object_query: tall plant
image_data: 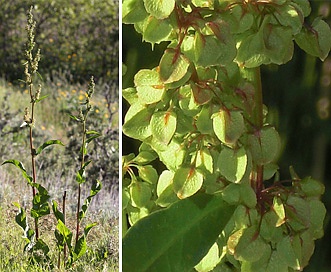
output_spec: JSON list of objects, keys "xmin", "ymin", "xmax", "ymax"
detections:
[
  {"xmin": 2, "ymin": 7, "xmax": 102, "ymax": 269},
  {"xmin": 122, "ymin": 0, "xmax": 331, "ymax": 271}
]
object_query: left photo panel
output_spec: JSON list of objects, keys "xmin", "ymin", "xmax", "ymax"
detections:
[{"xmin": 0, "ymin": 2, "xmax": 119, "ymax": 271}]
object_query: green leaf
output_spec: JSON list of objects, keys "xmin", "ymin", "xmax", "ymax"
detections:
[
  {"xmin": 213, "ymin": 110, "xmax": 245, "ymax": 147},
  {"xmin": 151, "ymin": 111, "xmax": 177, "ymax": 145},
  {"xmin": 2, "ymin": 160, "xmax": 33, "ymax": 185},
  {"xmin": 35, "ymin": 94, "xmax": 49, "ymax": 103},
  {"xmin": 52, "ymin": 200, "xmax": 64, "ymax": 222},
  {"xmin": 196, "ymin": 105, "xmax": 213, "ymax": 134},
  {"xmin": 31, "ymin": 183, "xmax": 51, "ymax": 219},
  {"xmin": 159, "ymin": 49, "xmax": 190, "ymax": 84},
  {"xmin": 230, "ymin": 226, "xmax": 270, "ymax": 262},
  {"xmin": 129, "ymin": 181, "xmax": 152, "ymax": 208},
  {"xmin": 273, "ymin": 196, "xmax": 285, "ymax": 227},
  {"xmin": 194, "ymin": 22, "xmax": 236, "ymax": 66},
  {"xmin": 135, "ymin": 69, "xmax": 165, "ymax": 104},
  {"xmin": 76, "ymin": 160, "xmax": 92, "ymax": 184},
  {"xmin": 248, "ymin": 126, "xmax": 281, "ymax": 165},
  {"xmin": 217, "ymin": 146, "xmax": 247, "ymax": 183},
  {"xmin": 79, "ymin": 180, "xmax": 102, "ymax": 221},
  {"xmin": 57, "ymin": 220, "xmax": 73, "ymax": 251},
  {"xmin": 309, "ymin": 199, "xmax": 326, "ymax": 239},
  {"xmin": 138, "ymin": 165, "xmax": 158, "ymax": 184},
  {"xmin": 299, "ymin": 177, "xmax": 325, "ymax": 197},
  {"xmin": 195, "ymin": 243, "xmax": 220, "ymax": 272},
  {"xmin": 143, "ymin": 0, "xmax": 175, "ymax": 19},
  {"xmin": 123, "ymin": 107, "xmax": 152, "ymax": 141},
  {"xmin": 196, "ymin": 147, "xmax": 213, "ymax": 174},
  {"xmin": 173, "ymin": 166, "xmax": 204, "ymax": 199},
  {"xmin": 222, "ymin": 183, "xmax": 241, "ymax": 205},
  {"xmin": 123, "ymin": 193, "xmax": 235, "ymax": 272},
  {"xmin": 156, "ymin": 170, "xmax": 178, "ymax": 207},
  {"xmin": 295, "ymin": 18, "xmax": 331, "ymax": 61},
  {"xmin": 74, "ymin": 236, "xmax": 87, "ymax": 260},
  {"xmin": 143, "ymin": 16, "xmax": 173, "ymax": 45},
  {"xmin": 123, "ymin": 0, "xmax": 148, "ymax": 23},
  {"xmin": 35, "ymin": 140, "xmax": 64, "ymax": 155},
  {"xmin": 285, "ymin": 195, "xmax": 310, "ymax": 231},
  {"xmin": 132, "ymin": 150, "xmax": 158, "ymax": 164}
]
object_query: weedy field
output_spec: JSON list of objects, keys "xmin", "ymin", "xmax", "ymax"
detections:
[{"xmin": 0, "ymin": 77, "xmax": 119, "ymax": 271}]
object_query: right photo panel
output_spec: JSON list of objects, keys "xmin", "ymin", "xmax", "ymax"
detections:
[{"xmin": 121, "ymin": 1, "xmax": 331, "ymax": 271}]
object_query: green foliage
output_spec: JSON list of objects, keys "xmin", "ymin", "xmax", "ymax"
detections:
[
  {"xmin": 1, "ymin": 8, "xmax": 105, "ymax": 270},
  {"xmin": 122, "ymin": 0, "xmax": 330, "ymax": 271},
  {"xmin": 0, "ymin": 0, "xmax": 118, "ymax": 83}
]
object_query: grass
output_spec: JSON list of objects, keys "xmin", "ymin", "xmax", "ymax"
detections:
[{"xmin": 0, "ymin": 77, "xmax": 119, "ymax": 271}]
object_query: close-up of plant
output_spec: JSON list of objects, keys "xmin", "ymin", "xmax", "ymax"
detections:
[
  {"xmin": 122, "ymin": 0, "xmax": 331, "ymax": 271},
  {"xmin": 1, "ymin": 7, "xmax": 114, "ymax": 270}
]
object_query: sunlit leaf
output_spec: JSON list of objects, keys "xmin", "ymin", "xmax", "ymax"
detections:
[{"xmin": 123, "ymin": 193, "xmax": 235, "ymax": 272}]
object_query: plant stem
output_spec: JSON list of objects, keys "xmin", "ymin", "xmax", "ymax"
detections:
[
  {"xmin": 29, "ymin": 87, "xmax": 39, "ymax": 239},
  {"xmin": 63, "ymin": 190, "xmax": 67, "ymax": 262},
  {"xmin": 76, "ymin": 120, "xmax": 86, "ymax": 244}
]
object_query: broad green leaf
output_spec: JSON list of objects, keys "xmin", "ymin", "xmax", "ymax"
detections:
[
  {"xmin": 178, "ymin": 85, "xmax": 200, "ymax": 117},
  {"xmin": 14, "ymin": 202, "xmax": 35, "ymax": 241},
  {"xmin": 155, "ymin": 137, "xmax": 186, "ymax": 171},
  {"xmin": 2, "ymin": 160, "xmax": 33, "ymax": 184},
  {"xmin": 127, "ymin": 204, "xmax": 150, "ymax": 225},
  {"xmin": 295, "ymin": 18, "xmax": 331, "ymax": 61},
  {"xmin": 278, "ymin": 236, "xmax": 301, "ymax": 270},
  {"xmin": 36, "ymin": 139, "xmax": 64, "ymax": 155},
  {"xmin": 285, "ymin": 195, "xmax": 310, "ymax": 231},
  {"xmin": 299, "ymin": 177, "xmax": 325, "ymax": 197},
  {"xmin": 31, "ymin": 183, "xmax": 51, "ymax": 219},
  {"xmin": 194, "ymin": 22, "xmax": 236, "ymax": 66},
  {"xmin": 143, "ymin": 0, "xmax": 175, "ymax": 19},
  {"xmin": 213, "ymin": 110, "xmax": 245, "ymax": 147},
  {"xmin": 159, "ymin": 49, "xmax": 190, "ymax": 84},
  {"xmin": 123, "ymin": 193, "xmax": 235, "ymax": 272},
  {"xmin": 135, "ymin": 69, "xmax": 165, "ymax": 104},
  {"xmin": 156, "ymin": 170, "xmax": 174, "ymax": 197},
  {"xmin": 196, "ymin": 105, "xmax": 213, "ymax": 134},
  {"xmin": 222, "ymin": 5, "xmax": 254, "ymax": 34},
  {"xmin": 291, "ymin": 0, "xmax": 311, "ymax": 17},
  {"xmin": 309, "ymin": 199, "xmax": 326, "ymax": 239},
  {"xmin": 273, "ymin": 4, "xmax": 303, "ymax": 35},
  {"xmin": 173, "ymin": 166, "xmax": 204, "ymax": 199},
  {"xmin": 133, "ymin": 151, "xmax": 157, "ymax": 164},
  {"xmin": 122, "ymin": 87, "xmax": 138, "ymax": 105},
  {"xmin": 239, "ymin": 184, "xmax": 257, "ymax": 208},
  {"xmin": 265, "ymin": 249, "xmax": 288, "ymax": 272},
  {"xmin": 248, "ymin": 126, "xmax": 281, "ymax": 165},
  {"xmin": 222, "ymin": 183, "xmax": 240, "ymax": 205},
  {"xmin": 138, "ymin": 165, "xmax": 158, "ymax": 184},
  {"xmin": 217, "ymin": 146, "xmax": 247, "ymax": 183},
  {"xmin": 231, "ymin": 226, "xmax": 270, "ymax": 262},
  {"xmin": 156, "ymin": 170, "xmax": 178, "ymax": 207},
  {"xmin": 195, "ymin": 243, "xmax": 220, "ymax": 272},
  {"xmin": 151, "ymin": 111, "xmax": 177, "ymax": 145},
  {"xmin": 259, "ymin": 210, "xmax": 283, "ymax": 243},
  {"xmin": 130, "ymin": 181, "xmax": 152, "ymax": 208},
  {"xmin": 57, "ymin": 220, "xmax": 73, "ymax": 250},
  {"xmin": 191, "ymin": 82, "xmax": 212, "ymax": 105},
  {"xmin": 123, "ymin": 0, "xmax": 148, "ymax": 23},
  {"xmin": 143, "ymin": 16, "xmax": 173, "ymax": 45},
  {"xmin": 123, "ymin": 107, "xmax": 152, "ymax": 141},
  {"xmin": 74, "ymin": 236, "xmax": 87, "ymax": 260}
]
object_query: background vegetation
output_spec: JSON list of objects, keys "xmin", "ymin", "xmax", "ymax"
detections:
[
  {"xmin": 0, "ymin": 0, "xmax": 119, "ymax": 270},
  {"xmin": 122, "ymin": 1, "xmax": 331, "ymax": 271}
]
